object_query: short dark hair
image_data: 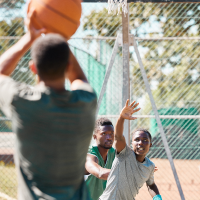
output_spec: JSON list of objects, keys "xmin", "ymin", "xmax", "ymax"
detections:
[
  {"xmin": 132, "ymin": 128, "xmax": 152, "ymax": 141},
  {"xmin": 31, "ymin": 33, "xmax": 70, "ymax": 80},
  {"xmin": 94, "ymin": 117, "xmax": 113, "ymax": 135}
]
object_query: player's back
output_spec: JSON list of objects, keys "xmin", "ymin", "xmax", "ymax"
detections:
[{"xmin": 8, "ymin": 81, "xmax": 97, "ymax": 199}]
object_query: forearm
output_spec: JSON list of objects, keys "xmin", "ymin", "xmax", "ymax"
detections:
[
  {"xmin": 0, "ymin": 33, "xmax": 33, "ymax": 76},
  {"xmin": 85, "ymin": 161, "xmax": 110, "ymax": 180},
  {"xmin": 66, "ymin": 50, "xmax": 88, "ymax": 84},
  {"xmin": 115, "ymin": 116, "xmax": 125, "ymax": 140},
  {"xmin": 98, "ymin": 167, "xmax": 110, "ymax": 180},
  {"xmin": 147, "ymin": 183, "xmax": 160, "ymax": 198},
  {"xmin": 114, "ymin": 116, "xmax": 126, "ymax": 153}
]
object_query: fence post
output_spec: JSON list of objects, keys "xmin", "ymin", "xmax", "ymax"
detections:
[
  {"xmin": 132, "ymin": 35, "xmax": 186, "ymax": 200},
  {"xmin": 122, "ymin": 3, "xmax": 130, "ymax": 145},
  {"xmin": 96, "ymin": 34, "xmax": 120, "ymax": 115}
]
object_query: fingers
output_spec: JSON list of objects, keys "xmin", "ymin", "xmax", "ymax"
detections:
[
  {"xmin": 28, "ymin": 8, "xmax": 35, "ymax": 19},
  {"xmin": 132, "ymin": 107, "xmax": 141, "ymax": 114},
  {"xmin": 125, "ymin": 99, "xmax": 129, "ymax": 107},
  {"xmin": 26, "ymin": 8, "xmax": 46, "ymax": 31},
  {"xmin": 123, "ymin": 100, "xmax": 141, "ymax": 119},
  {"xmin": 25, "ymin": 8, "xmax": 35, "ymax": 30},
  {"xmin": 132, "ymin": 102, "xmax": 139, "ymax": 108},
  {"xmin": 39, "ymin": 28, "xmax": 47, "ymax": 35},
  {"xmin": 129, "ymin": 101, "xmax": 136, "ymax": 107},
  {"xmin": 129, "ymin": 117, "xmax": 137, "ymax": 120},
  {"xmin": 125, "ymin": 100, "xmax": 140, "ymax": 109},
  {"xmin": 29, "ymin": 9, "xmax": 43, "ymax": 29},
  {"xmin": 154, "ymin": 166, "xmax": 158, "ymax": 172}
]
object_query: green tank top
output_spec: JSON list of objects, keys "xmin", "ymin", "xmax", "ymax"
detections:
[{"xmin": 85, "ymin": 146, "xmax": 115, "ymax": 200}]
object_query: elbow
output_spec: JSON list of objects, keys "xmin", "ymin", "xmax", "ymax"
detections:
[
  {"xmin": 114, "ymin": 135, "xmax": 124, "ymax": 141},
  {"xmin": 98, "ymin": 170, "xmax": 104, "ymax": 179},
  {"xmin": 98, "ymin": 169, "xmax": 108, "ymax": 180},
  {"xmin": 0, "ymin": 67, "xmax": 10, "ymax": 76}
]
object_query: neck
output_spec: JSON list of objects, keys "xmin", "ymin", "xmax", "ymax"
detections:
[
  {"xmin": 135, "ymin": 154, "xmax": 146, "ymax": 163},
  {"xmin": 37, "ymin": 77, "xmax": 66, "ymax": 91},
  {"xmin": 97, "ymin": 145, "xmax": 109, "ymax": 163}
]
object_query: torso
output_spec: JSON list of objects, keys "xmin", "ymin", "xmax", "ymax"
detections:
[{"xmin": 99, "ymin": 145, "xmax": 155, "ymax": 200}]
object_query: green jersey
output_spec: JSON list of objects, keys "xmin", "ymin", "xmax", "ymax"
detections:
[{"xmin": 86, "ymin": 146, "xmax": 115, "ymax": 200}]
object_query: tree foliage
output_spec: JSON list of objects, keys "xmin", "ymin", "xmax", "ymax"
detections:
[
  {"xmin": 0, "ymin": 0, "xmax": 25, "ymax": 9},
  {"xmin": 0, "ymin": 18, "xmax": 35, "ymax": 85},
  {"xmin": 0, "ymin": 5, "xmax": 34, "ymax": 121},
  {"xmin": 83, "ymin": 3, "xmax": 200, "ymax": 112}
]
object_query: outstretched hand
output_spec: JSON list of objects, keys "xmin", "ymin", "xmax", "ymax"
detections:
[
  {"xmin": 120, "ymin": 99, "xmax": 141, "ymax": 120},
  {"xmin": 25, "ymin": 9, "xmax": 47, "ymax": 42}
]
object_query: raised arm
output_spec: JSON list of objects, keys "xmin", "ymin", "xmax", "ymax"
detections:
[
  {"xmin": 66, "ymin": 50, "xmax": 88, "ymax": 90},
  {"xmin": 85, "ymin": 154, "xmax": 110, "ymax": 180},
  {"xmin": 0, "ymin": 10, "xmax": 46, "ymax": 77},
  {"xmin": 114, "ymin": 99, "xmax": 141, "ymax": 153}
]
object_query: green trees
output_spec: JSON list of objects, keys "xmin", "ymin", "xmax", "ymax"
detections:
[
  {"xmin": 83, "ymin": 3, "xmax": 200, "ymax": 113},
  {"xmin": 0, "ymin": 0, "xmax": 25, "ymax": 8},
  {"xmin": 0, "ymin": 0, "xmax": 34, "ymax": 125},
  {"xmin": 0, "ymin": 0, "xmax": 35, "ymax": 85}
]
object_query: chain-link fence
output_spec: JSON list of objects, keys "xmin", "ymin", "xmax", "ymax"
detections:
[{"xmin": 0, "ymin": 1, "xmax": 200, "ymax": 200}]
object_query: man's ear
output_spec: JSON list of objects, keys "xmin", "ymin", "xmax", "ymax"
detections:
[
  {"xmin": 150, "ymin": 142, "xmax": 152, "ymax": 148},
  {"xmin": 29, "ymin": 60, "xmax": 37, "ymax": 74},
  {"xmin": 93, "ymin": 134, "xmax": 96, "ymax": 140}
]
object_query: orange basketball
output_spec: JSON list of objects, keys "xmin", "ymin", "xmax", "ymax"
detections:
[{"xmin": 27, "ymin": 0, "xmax": 82, "ymax": 39}]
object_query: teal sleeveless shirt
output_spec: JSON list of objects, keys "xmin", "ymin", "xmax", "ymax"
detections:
[{"xmin": 85, "ymin": 146, "xmax": 115, "ymax": 200}]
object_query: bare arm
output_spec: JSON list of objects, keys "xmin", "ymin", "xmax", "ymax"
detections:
[
  {"xmin": 85, "ymin": 154, "xmax": 110, "ymax": 180},
  {"xmin": 0, "ymin": 10, "xmax": 46, "ymax": 77},
  {"xmin": 147, "ymin": 183, "xmax": 160, "ymax": 198},
  {"xmin": 66, "ymin": 50, "xmax": 88, "ymax": 90},
  {"xmin": 0, "ymin": 34, "xmax": 33, "ymax": 76},
  {"xmin": 114, "ymin": 99, "xmax": 141, "ymax": 153}
]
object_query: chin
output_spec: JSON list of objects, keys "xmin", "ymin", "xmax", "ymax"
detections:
[
  {"xmin": 104, "ymin": 146, "xmax": 112, "ymax": 149},
  {"xmin": 136, "ymin": 151, "xmax": 145, "ymax": 156}
]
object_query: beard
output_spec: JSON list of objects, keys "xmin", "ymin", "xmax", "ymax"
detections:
[
  {"xmin": 99, "ymin": 143, "xmax": 112, "ymax": 149},
  {"xmin": 103, "ymin": 145, "xmax": 112, "ymax": 149}
]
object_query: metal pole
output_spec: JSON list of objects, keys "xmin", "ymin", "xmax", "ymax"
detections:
[
  {"xmin": 132, "ymin": 35, "xmax": 186, "ymax": 200},
  {"xmin": 96, "ymin": 34, "xmax": 120, "ymax": 115},
  {"xmin": 122, "ymin": 4, "xmax": 130, "ymax": 144}
]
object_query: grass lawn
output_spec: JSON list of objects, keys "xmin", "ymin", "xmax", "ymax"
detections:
[{"xmin": 0, "ymin": 162, "xmax": 17, "ymax": 199}]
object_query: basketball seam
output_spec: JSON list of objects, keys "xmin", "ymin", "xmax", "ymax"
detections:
[{"xmin": 36, "ymin": 0, "xmax": 79, "ymax": 25}]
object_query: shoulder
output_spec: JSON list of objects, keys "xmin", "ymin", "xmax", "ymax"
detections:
[
  {"xmin": 88, "ymin": 146, "xmax": 99, "ymax": 155},
  {"xmin": 109, "ymin": 147, "xmax": 115, "ymax": 154},
  {"xmin": 70, "ymin": 83, "xmax": 97, "ymax": 103},
  {"xmin": 145, "ymin": 157, "xmax": 155, "ymax": 169},
  {"xmin": 108, "ymin": 147, "xmax": 116, "ymax": 159},
  {"xmin": 86, "ymin": 152, "xmax": 99, "ymax": 163},
  {"xmin": 71, "ymin": 81, "xmax": 94, "ymax": 93},
  {"xmin": 115, "ymin": 145, "xmax": 133, "ymax": 160}
]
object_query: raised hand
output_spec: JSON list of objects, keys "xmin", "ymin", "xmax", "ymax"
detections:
[
  {"xmin": 25, "ymin": 9, "xmax": 47, "ymax": 42},
  {"xmin": 120, "ymin": 99, "xmax": 141, "ymax": 120}
]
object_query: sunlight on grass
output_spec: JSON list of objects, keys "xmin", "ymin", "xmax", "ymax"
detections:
[{"xmin": 0, "ymin": 162, "xmax": 17, "ymax": 199}]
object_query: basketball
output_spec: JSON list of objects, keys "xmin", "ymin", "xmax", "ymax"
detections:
[{"xmin": 27, "ymin": 0, "xmax": 82, "ymax": 39}]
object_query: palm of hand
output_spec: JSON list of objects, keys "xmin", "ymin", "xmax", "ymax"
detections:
[
  {"xmin": 120, "ymin": 100, "xmax": 141, "ymax": 120},
  {"xmin": 25, "ymin": 9, "xmax": 47, "ymax": 41}
]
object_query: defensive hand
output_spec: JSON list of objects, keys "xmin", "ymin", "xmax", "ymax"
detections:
[{"xmin": 120, "ymin": 99, "xmax": 141, "ymax": 120}]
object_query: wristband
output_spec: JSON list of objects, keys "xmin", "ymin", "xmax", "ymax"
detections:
[{"xmin": 153, "ymin": 195, "xmax": 162, "ymax": 200}]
